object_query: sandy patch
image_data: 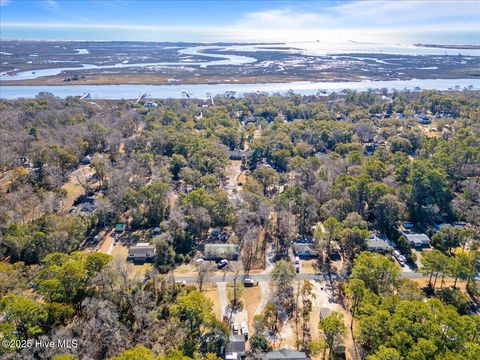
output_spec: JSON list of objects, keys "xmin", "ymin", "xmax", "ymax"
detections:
[
  {"xmin": 203, "ymin": 288, "xmax": 222, "ymax": 321},
  {"xmin": 300, "ymin": 259, "xmax": 318, "ymax": 274},
  {"xmin": 174, "ymin": 263, "xmax": 198, "ymax": 276},
  {"xmin": 217, "ymin": 282, "xmax": 228, "ymax": 318},
  {"xmin": 243, "ymin": 286, "xmax": 263, "ymax": 331},
  {"xmin": 411, "ymin": 278, "xmax": 467, "ymax": 292}
]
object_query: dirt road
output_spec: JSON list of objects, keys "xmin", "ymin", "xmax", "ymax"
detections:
[{"xmin": 217, "ymin": 282, "xmax": 228, "ymax": 318}]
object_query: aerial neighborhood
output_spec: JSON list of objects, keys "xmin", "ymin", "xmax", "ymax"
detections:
[
  {"xmin": 1, "ymin": 87, "xmax": 479, "ymax": 360},
  {"xmin": 1, "ymin": 1, "xmax": 480, "ymax": 359}
]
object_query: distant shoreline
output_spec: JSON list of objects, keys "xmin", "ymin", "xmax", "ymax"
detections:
[{"xmin": 414, "ymin": 43, "xmax": 480, "ymax": 50}]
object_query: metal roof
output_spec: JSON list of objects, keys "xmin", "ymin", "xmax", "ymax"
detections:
[
  {"xmin": 403, "ymin": 233, "xmax": 430, "ymax": 245},
  {"xmin": 367, "ymin": 234, "xmax": 390, "ymax": 250},
  {"xmin": 265, "ymin": 349, "xmax": 309, "ymax": 360}
]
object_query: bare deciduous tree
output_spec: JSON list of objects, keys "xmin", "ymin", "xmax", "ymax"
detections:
[{"xmin": 196, "ymin": 261, "xmax": 214, "ymax": 291}]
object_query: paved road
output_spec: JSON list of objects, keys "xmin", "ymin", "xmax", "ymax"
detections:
[{"xmin": 175, "ymin": 271, "xmax": 426, "ymax": 284}]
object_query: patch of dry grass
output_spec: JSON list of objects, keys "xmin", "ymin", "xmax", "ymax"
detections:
[{"xmin": 203, "ymin": 288, "xmax": 222, "ymax": 321}]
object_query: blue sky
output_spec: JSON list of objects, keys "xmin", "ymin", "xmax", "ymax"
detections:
[{"xmin": 1, "ymin": 0, "xmax": 479, "ymax": 43}]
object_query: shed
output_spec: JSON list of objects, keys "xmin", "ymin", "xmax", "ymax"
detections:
[
  {"xmin": 128, "ymin": 243, "xmax": 156, "ymax": 262},
  {"xmin": 115, "ymin": 223, "xmax": 126, "ymax": 233},
  {"xmin": 204, "ymin": 244, "xmax": 239, "ymax": 260}
]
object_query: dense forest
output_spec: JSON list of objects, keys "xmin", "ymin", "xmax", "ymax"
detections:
[{"xmin": 0, "ymin": 89, "xmax": 479, "ymax": 359}]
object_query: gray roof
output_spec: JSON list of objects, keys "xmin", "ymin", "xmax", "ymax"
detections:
[
  {"xmin": 402, "ymin": 233, "xmax": 430, "ymax": 246},
  {"xmin": 128, "ymin": 245, "xmax": 156, "ymax": 259},
  {"xmin": 265, "ymin": 349, "xmax": 308, "ymax": 360},
  {"xmin": 292, "ymin": 243, "xmax": 316, "ymax": 255},
  {"xmin": 367, "ymin": 234, "xmax": 390, "ymax": 251},
  {"xmin": 204, "ymin": 244, "xmax": 239, "ymax": 259},
  {"xmin": 228, "ymin": 150, "xmax": 254, "ymax": 159},
  {"xmin": 226, "ymin": 335, "xmax": 245, "ymax": 355}
]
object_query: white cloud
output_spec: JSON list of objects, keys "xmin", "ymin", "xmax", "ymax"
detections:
[
  {"xmin": 222, "ymin": 0, "xmax": 480, "ymax": 42},
  {"xmin": 43, "ymin": 0, "xmax": 59, "ymax": 11},
  {"xmin": 0, "ymin": 0, "xmax": 11, "ymax": 7},
  {"xmin": 333, "ymin": 0, "xmax": 478, "ymax": 25},
  {"xmin": 1, "ymin": 0, "xmax": 478, "ymax": 43}
]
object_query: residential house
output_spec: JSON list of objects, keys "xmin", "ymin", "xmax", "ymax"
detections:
[
  {"xmin": 77, "ymin": 197, "xmax": 98, "ymax": 215},
  {"xmin": 367, "ymin": 234, "xmax": 391, "ymax": 253},
  {"xmin": 127, "ymin": 243, "xmax": 156, "ymax": 263},
  {"xmin": 264, "ymin": 349, "xmax": 309, "ymax": 360},
  {"xmin": 204, "ymin": 244, "xmax": 240, "ymax": 260},
  {"xmin": 225, "ymin": 335, "xmax": 246, "ymax": 358},
  {"xmin": 228, "ymin": 150, "xmax": 253, "ymax": 161},
  {"xmin": 292, "ymin": 243, "xmax": 317, "ymax": 258},
  {"xmin": 402, "ymin": 232, "xmax": 431, "ymax": 248},
  {"xmin": 415, "ymin": 113, "xmax": 432, "ymax": 124}
]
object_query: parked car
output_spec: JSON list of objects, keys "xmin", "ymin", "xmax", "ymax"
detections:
[
  {"xmin": 453, "ymin": 221, "xmax": 467, "ymax": 228},
  {"xmin": 217, "ymin": 259, "xmax": 229, "ymax": 269},
  {"xmin": 195, "ymin": 258, "xmax": 205, "ymax": 264},
  {"xmin": 175, "ymin": 280, "xmax": 186, "ymax": 286},
  {"xmin": 294, "ymin": 256, "xmax": 300, "ymax": 273},
  {"xmin": 243, "ymin": 276, "xmax": 257, "ymax": 287},
  {"xmin": 241, "ymin": 321, "xmax": 249, "ymax": 339},
  {"xmin": 393, "ymin": 250, "xmax": 407, "ymax": 267}
]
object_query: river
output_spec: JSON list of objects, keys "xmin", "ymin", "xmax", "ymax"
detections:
[{"xmin": 0, "ymin": 78, "xmax": 478, "ymax": 100}]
